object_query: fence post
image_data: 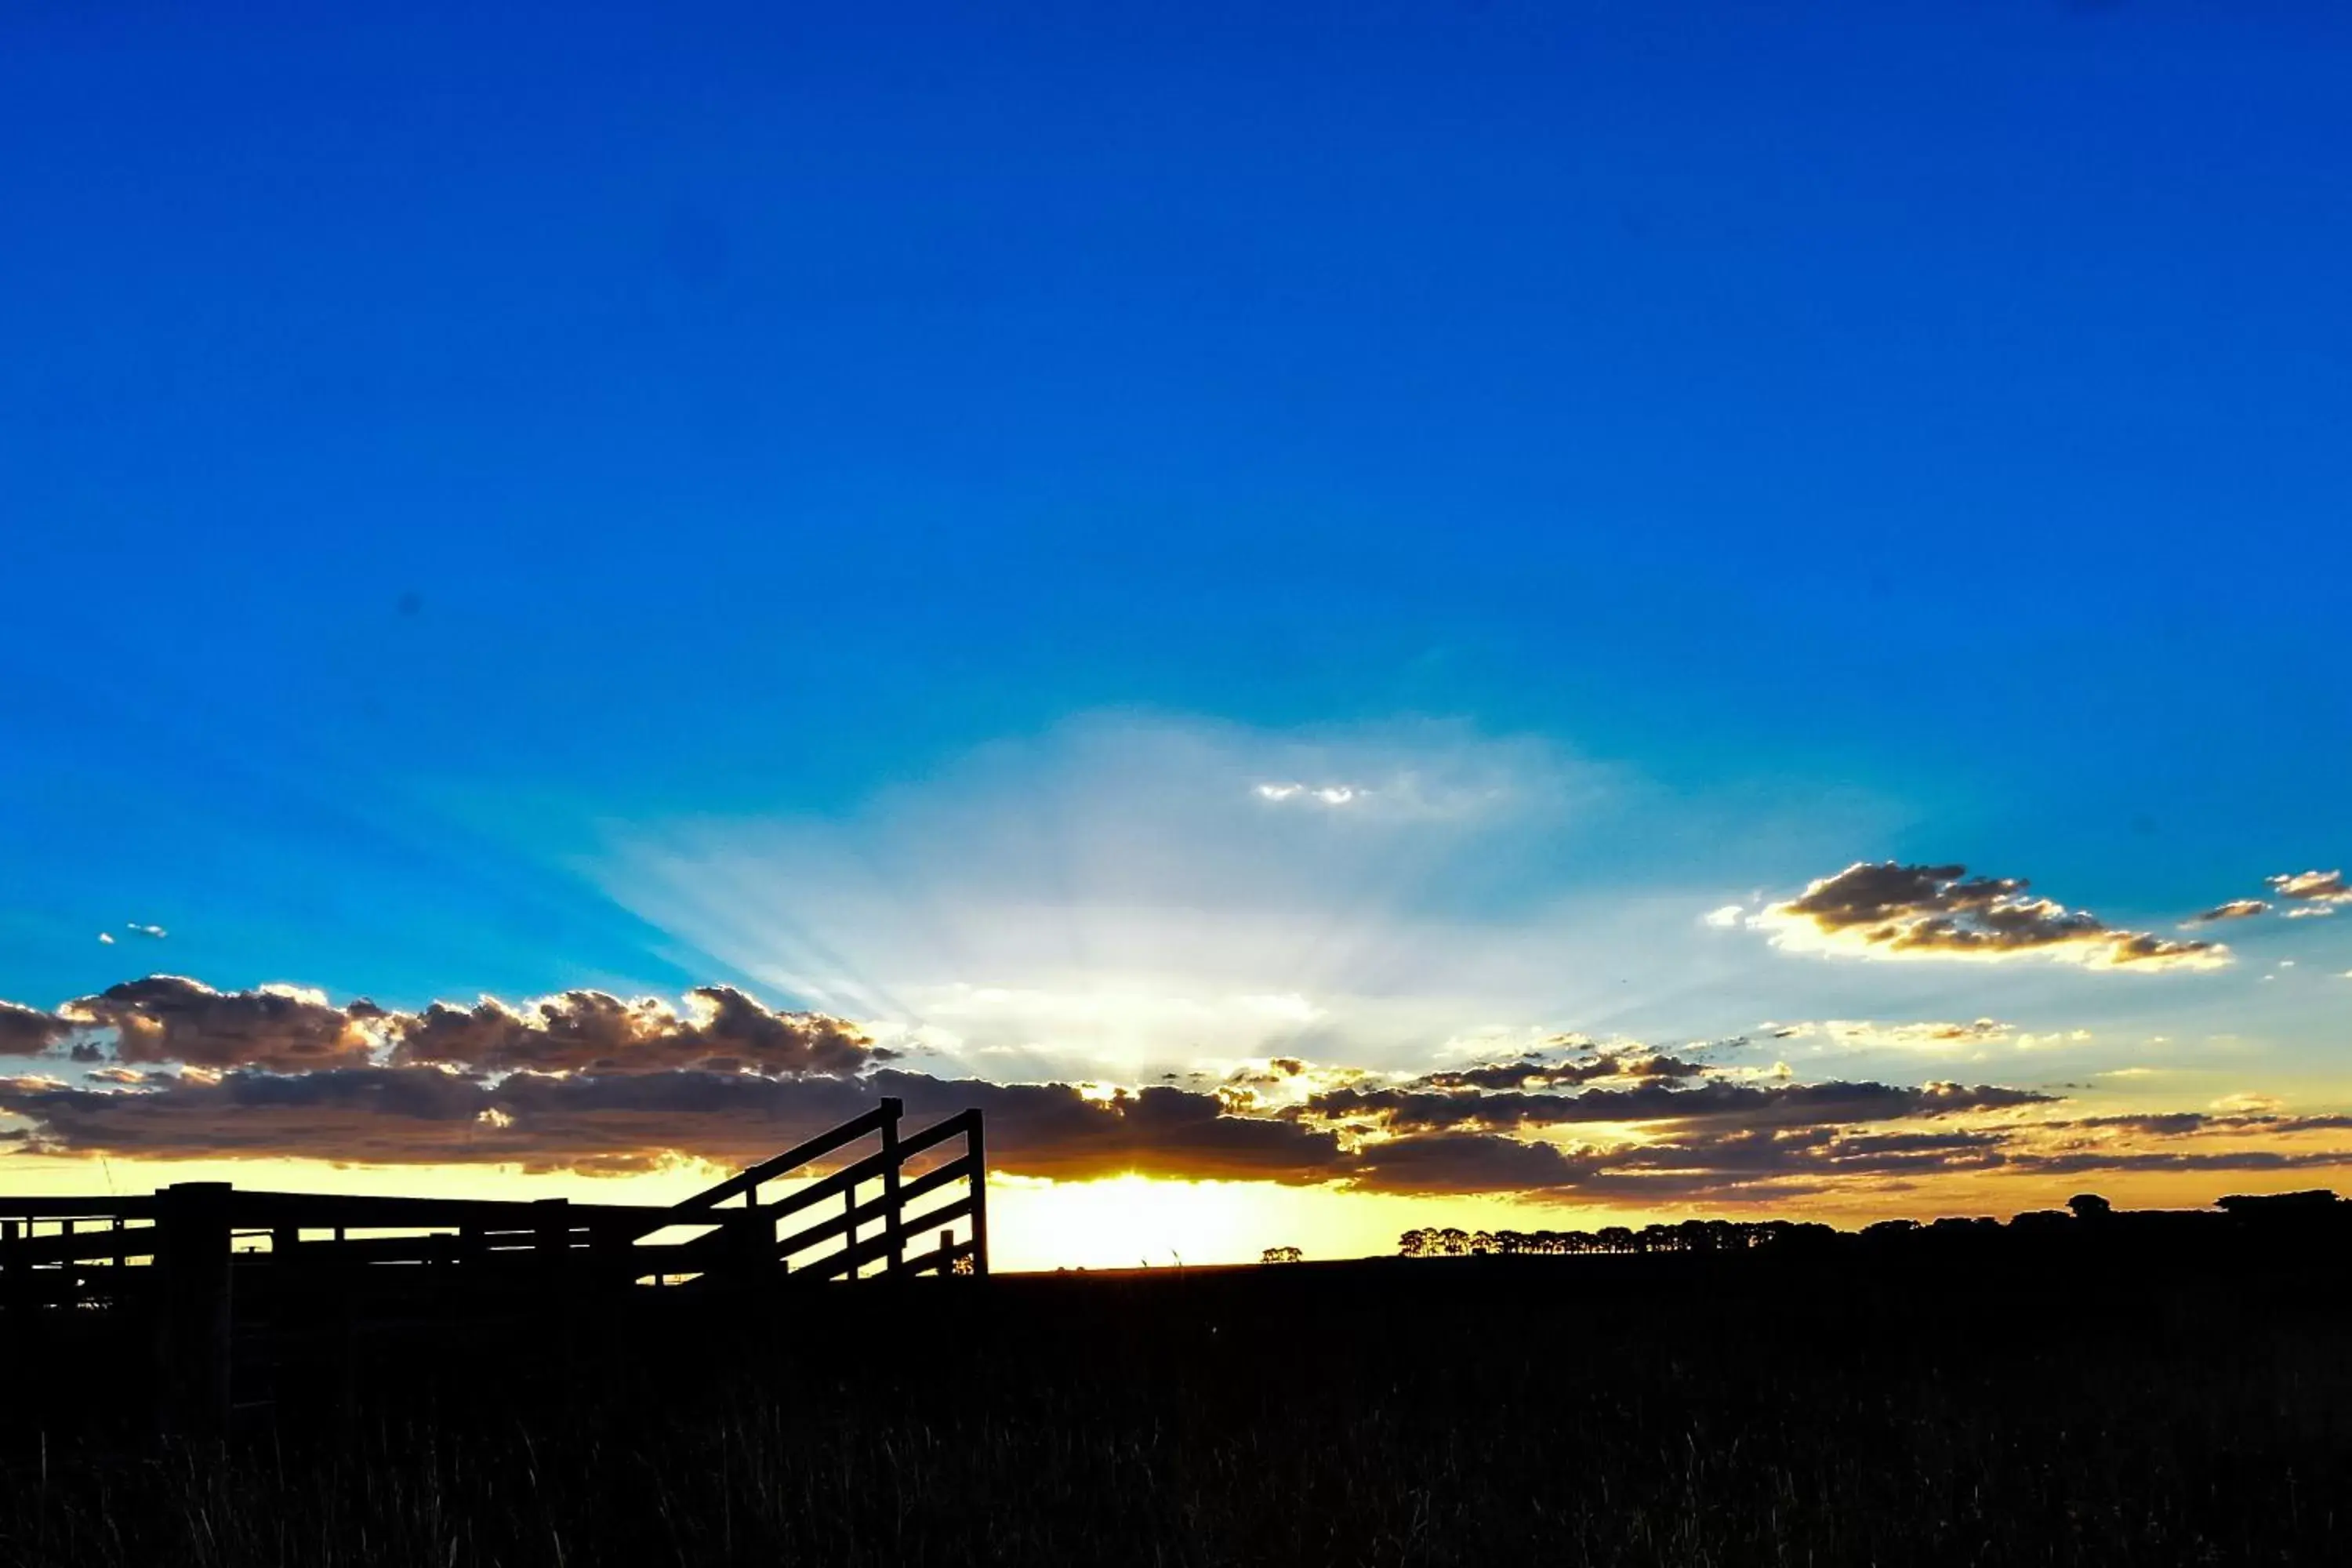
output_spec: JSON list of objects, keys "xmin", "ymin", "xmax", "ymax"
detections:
[
  {"xmin": 532, "ymin": 1198, "xmax": 572, "ymax": 1275},
  {"xmin": 590, "ymin": 1220, "xmax": 632, "ymax": 1287},
  {"xmin": 154, "ymin": 1181, "xmax": 234, "ymax": 1437},
  {"xmin": 880, "ymin": 1097, "xmax": 905, "ymax": 1276},
  {"xmin": 2, "ymin": 1218, "xmax": 17, "ymax": 1313},
  {"xmin": 968, "ymin": 1115, "xmax": 989, "ymax": 1278},
  {"xmin": 725, "ymin": 1205, "xmax": 771, "ymax": 1290}
]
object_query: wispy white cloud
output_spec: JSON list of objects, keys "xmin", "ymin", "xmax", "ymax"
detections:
[
  {"xmin": 2186, "ymin": 898, "xmax": 2267, "ymax": 925},
  {"xmin": 1762, "ymin": 1018, "xmax": 2016, "ymax": 1051},
  {"xmin": 1254, "ymin": 782, "xmax": 1361, "ymax": 807}
]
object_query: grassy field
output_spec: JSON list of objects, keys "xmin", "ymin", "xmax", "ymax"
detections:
[{"xmin": 4, "ymin": 1250, "xmax": 2349, "ymax": 1566}]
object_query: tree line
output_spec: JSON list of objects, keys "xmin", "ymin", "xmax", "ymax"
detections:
[
  {"xmin": 1398, "ymin": 1218, "xmax": 1835, "ymax": 1256},
  {"xmin": 1395, "ymin": 1189, "xmax": 2349, "ymax": 1258}
]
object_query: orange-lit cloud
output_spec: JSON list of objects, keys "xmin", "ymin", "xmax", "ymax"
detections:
[
  {"xmin": 1754, "ymin": 861, "xmax": 2228, "ymax": 970},
  {"xmin": 37, "ymin": 977, "xmax": 883, "ymax": 1079},
  {"xmin": 388, "ymin": 985, "xmax": 876, "ymax": 1076},
  {"xmin": 60, "ymin": 977, "xmax": 387, "ymax": 1070},
  {"xmin": 1409, "ymin": 1043, "xmax": 1715, "ymax": 1091},
  {"xmin": 1307, "ymin": 1077, "xmax": 2050, "ymax": 1135}
]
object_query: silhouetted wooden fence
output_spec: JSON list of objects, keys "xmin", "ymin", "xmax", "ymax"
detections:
[{"xmin": 0, "ymin": 1098, "xmax": 985, "ymax": 1432}]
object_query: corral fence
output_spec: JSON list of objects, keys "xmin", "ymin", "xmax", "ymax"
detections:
[{"xmin": 0, "ymin": 1097, "xmax": 985, "ymax": 1432}]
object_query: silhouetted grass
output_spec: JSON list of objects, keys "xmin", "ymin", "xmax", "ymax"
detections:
[{"xmin": 5, "ymin": 1251, "xmax": 2349, "ymax": 1565}]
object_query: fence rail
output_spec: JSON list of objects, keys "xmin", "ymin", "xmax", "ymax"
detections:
[{"xmin": 0, "ymin": 1098, "xmax": 985, "ymax": 1432}]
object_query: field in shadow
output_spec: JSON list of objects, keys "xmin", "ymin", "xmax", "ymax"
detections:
[{"xmin": 5, "ymin": 1240, "xmax": 2350, "ymax": 1566}]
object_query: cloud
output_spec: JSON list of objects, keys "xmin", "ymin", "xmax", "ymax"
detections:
[
  {"xmin": 2187, "ymin": 899, "xmax": 2269, "ymax": 924},
  {"xmin": 60, "ymin": 977, "xmax": 388, "ymax": 1071},
  {"xmin": 6, "ymin": 958, "xmax": 2341, "ymax": 1206},
  {"xmin": 1410, "ymin": 1044, "xmax": 1713, "ymax": 1091},
  {"xmin": 8, "ymin": 1059, "xmax": 2017, "ymax": 1198},
  {"xmin": 1211, "ymin": 1054, "xmax": 1377, "ymax": 1114},
  {"xmin": 125, "ymin": 922, "xmax": 168, "ymax": 939},
  {"xmin": 1305, "ymin": 1077, "xmax": 2051, "ymax": 1135},
  {"xmin": 0, "ymin": 1066, "xmax": 1348, "ymax": 1183},
  {"xmin": 388, "ymin": 986, "xmax": 876, "ymax": 1076},
  {"xmin": 1346, "ymin": 1131, "xmax": 1584, "ymax": 1194},
  {"xmin": 96, "ymin": 932, "xmax": 114, "ymax": 946},
  {"xmin": 0, "ymin": 1001, "xmax": 73, "ymax": 1056},
  {"xmin": 0, "ymin": 976, "xmax": 2054, "ymax": 1197},
  {"xmin": 1755, "ymin": 862, "xmax": 2228, "ymax": 971},
  {"xmin": 2013, "ymin": 1147, "xmax": 2352, "ymax": 1176},
  {"xmin": 37, "ymin": 977, "xmax": 883, "ymax": 1079},
  {"xmin": 1765, "ymin": 1018, "xmax": 2015, "ymax": 1051},
  {"xmin": 1591, "ymin": 1123, "xmax": 2013, "ymax": 1189},
  {"xmin": 2046, "ymin": 1111, "xmax": 2352, "ymax": 1138},
  {"xmin": 5, "ymin": 1039, "xmax": 2343, "ymax": 1204},
  {"xmin": 2267, "ymin": 869, "xmax": 2350, "ymax": 908},
  {"xmin": 1347, "ymin": 1120, "xmax": 2029, "ymax": 1202},
  {"xmin": 1702, "ymin": 904, "xmax": 1746, "ymax": 928},
  {"xmin": 1254, "ymin": 782, "xmax": 1362, "ymax": 807}
]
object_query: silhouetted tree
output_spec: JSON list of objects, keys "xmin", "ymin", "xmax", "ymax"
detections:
[
  {"xmin": 2218, "ymin": 1190, "xmax": 2341, "ymax": 1214},
  {"xmin": 1260, "ymin": 1246, "xmax": 1303, "ymax": 1265},
  {"xmin": 2067, "ymin": 1193, "xmax": 2113, "ymax": 1221}
]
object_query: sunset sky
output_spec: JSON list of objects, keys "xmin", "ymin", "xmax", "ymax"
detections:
[{"xmin": 4, "ymin": 2, "xmax": 2349, "ymax": 1269}]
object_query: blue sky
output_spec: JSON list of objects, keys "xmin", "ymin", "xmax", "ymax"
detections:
[{"xmin": 3, "ymin": 3, "xmax": 2350, "ymax": 1251}]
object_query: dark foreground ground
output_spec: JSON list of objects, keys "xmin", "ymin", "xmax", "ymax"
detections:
[{"xmin": 4, "ymin": 1245, "xmax": 2350, "ymax": 1566}]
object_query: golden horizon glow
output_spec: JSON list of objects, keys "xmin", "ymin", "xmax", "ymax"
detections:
[{"xmin": 11, "ymin": 1149, "xmax": 2352, "ymax": 1272}]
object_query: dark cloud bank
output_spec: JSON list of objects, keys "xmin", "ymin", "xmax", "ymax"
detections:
[{"xmin": 3, "ymin": 976, "xmax": 2346, "ymax": 1203}]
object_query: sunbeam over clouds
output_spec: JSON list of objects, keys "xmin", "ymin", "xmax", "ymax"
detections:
[{"xmin": 585, "ymin": 714, "xmax": 1639, "ymax": 1079}]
